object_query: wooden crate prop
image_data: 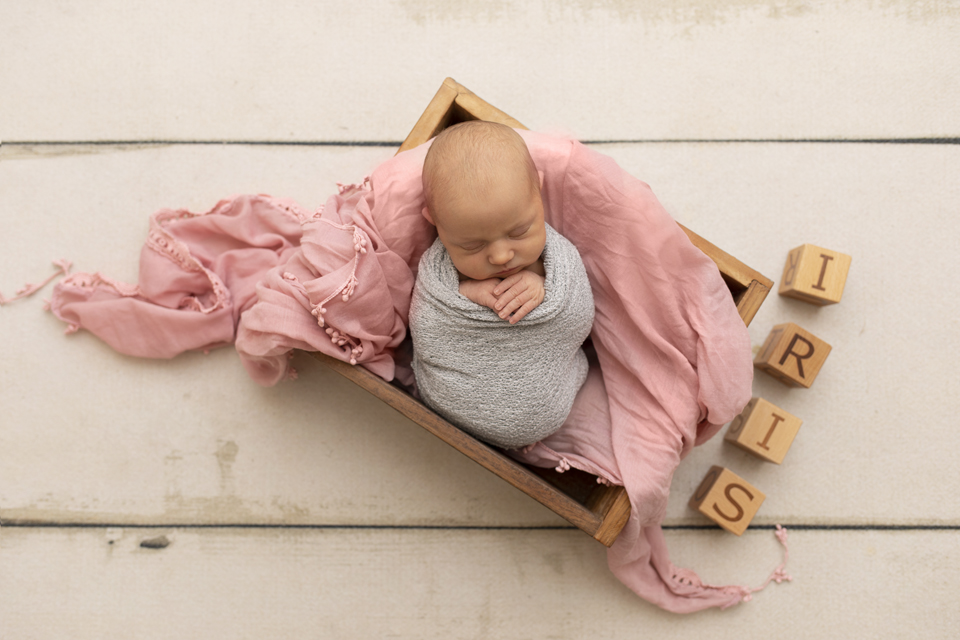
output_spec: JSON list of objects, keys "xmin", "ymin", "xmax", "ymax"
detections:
[{"xmin": 311, "ymin": 78, "xmax": 773, "ymax": 546}]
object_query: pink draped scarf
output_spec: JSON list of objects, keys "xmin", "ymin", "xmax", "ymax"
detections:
[{"xmin": 49, "ymin": 131, "xmax": 779, "ymax": 612}]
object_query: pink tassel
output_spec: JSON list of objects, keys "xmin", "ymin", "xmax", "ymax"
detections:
[{"xmin": 335, "ymin": 176, "xmax": 371, "ymax": 195}]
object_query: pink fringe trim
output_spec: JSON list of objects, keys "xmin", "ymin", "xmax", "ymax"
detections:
[
  {"xmin": 278, "ymin": 182, "xmax": 372, "ymax": 367},
  {"xmin": 701, "ymin": 524, "xmax": 792, "ymax": 608},
  {"xmin": 665, "ymin": 525, "xmax": 792, "ymax": 609},
  {"xmin": 739, "ymin": 525, "xmax": 793, "ymax": 602},
  {"xmin": 303, "ymin": 183, "xmax": 372, "ymax": 366},
  {"xmin": 148, "ymin": 212, "xmax": 227, "ymax": 314},
  {"xmin": 0, "ymin": 259, "xmax": 72, "ymax": 306}
]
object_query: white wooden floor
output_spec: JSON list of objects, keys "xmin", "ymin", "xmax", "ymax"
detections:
[{"xmin": 2, "ymin": 2, "xmax": 959, "ymax": 637}]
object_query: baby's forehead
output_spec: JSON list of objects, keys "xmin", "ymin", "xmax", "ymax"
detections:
[
  {"xmin": 428, "ymin": 122, "xmax": 530, "ymax": 170},
  {"xmin": 438, "ymin": 174, "xmax": 541, "ymax": 233}
]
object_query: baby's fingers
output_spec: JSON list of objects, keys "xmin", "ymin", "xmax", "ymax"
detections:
[
  {"xmin": 493, "ymin": 282, "xmax": 527, "ymax": 313},
  {"xmin": 493, "ymin": 274, "xmax": 524, "ymax": 297},
  {"xmin": 506, "ymin": 298, "xmax": 539, "ymax": 324},
  {"xmin": 497, "ymin": 287, "xmax": 538, "ymax": 321}
]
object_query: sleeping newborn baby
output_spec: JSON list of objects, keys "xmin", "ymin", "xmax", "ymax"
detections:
[{"xmin": 409, "ymin": 121, "xmax": 595, "ymax": 449}]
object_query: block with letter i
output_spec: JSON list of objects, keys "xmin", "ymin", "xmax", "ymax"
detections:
[
  {"xmin": 779, "ymin": 244, "xmax": 852, "ymax": 305},
  {"xmin": 689, "ymin": 466, "xmax": 766, "ymax": 535},
  {"xmin": 725, "ymin": 398, "xmax": 802, "ymax": 464},
  {"xmin": 755, "ymin": 322, "xmax": 832, "ymax": 388}
]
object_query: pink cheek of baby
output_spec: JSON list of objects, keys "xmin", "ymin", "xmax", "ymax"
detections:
[{"xmin": 453, "ymin": 255, "xmax": 495, "ymax": 282}]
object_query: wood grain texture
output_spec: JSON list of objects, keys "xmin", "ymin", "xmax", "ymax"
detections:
[{"xmin": 397, "ymin": 78, "xmax": 525, "ymax": 153}]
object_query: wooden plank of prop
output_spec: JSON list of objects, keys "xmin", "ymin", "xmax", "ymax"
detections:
[
  {"xmin": 310, "ymin": 351, "xmax": 617, "ymax": 543},
  {"xmin": 313, "ymin": 77, "xmax": 771, "ymax": 547},
  {"xmin": 397, "ymin": 78, "xmax": 524, "ymax": 154},
  {"xmin": 678, "ymin": 225, "xmax": 773, "ymax": 326}
]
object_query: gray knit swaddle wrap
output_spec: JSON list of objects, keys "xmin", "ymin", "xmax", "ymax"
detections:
[{"xmin": 410, "ymin": 224, "xmax": 595, "ymax": 449}]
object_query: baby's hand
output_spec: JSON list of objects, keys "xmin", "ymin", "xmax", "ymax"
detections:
[
  {"xmin": 459, "ymin": 278, "xmax": 502, "ymax": 311},
  {"xmin": 493, "ymin": 270, "xmax": 545, "ymax": 324}
]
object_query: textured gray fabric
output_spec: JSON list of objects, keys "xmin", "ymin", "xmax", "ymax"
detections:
[{"xmin": 410, "ymin": 224, "xmax": 595, "ymax": 449}]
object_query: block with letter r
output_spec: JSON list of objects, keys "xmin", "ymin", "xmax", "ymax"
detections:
[{"xmin": 754, "ymin": 322, "xmax": 832, "ymax": 388}]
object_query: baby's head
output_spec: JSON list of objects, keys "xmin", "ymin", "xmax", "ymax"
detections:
[{"xmin": 422, "ymin": 121, "xmax": 546, "ymax": 281}]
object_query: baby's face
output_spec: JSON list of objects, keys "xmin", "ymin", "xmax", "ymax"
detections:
[{"xmin": 433, "ymin": 171, "xmax": 546, "ymax": 282}]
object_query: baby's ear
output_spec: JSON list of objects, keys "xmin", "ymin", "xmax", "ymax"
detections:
[
  {"xmin": 538, "ymin": 170, "xmax": 545, "ymax": 190},
  {"xmin": 421, "ymin": 206, "xmax": 436, "ymax": 225}
]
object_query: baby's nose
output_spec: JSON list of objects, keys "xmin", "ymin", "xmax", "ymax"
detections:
[{"xmin": 488, "ymin": 243, "xmax": 514, "ymax": 265}]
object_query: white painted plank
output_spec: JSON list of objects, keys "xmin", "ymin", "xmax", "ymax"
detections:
[
  {"xmin": 1, "ymin": 526, "xmax": 957, "ymax": 638},
  {"xmin": 3, "ymin": 1, "xmax": 959, "ymax": 142},
  {"xmin": 2, "ymin": 142, "xmax": 958, "ymax": 528}
]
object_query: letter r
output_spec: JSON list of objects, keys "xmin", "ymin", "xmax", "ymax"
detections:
[
  {"xmin": 779, "ymin": 333, "xmax": 815, "ymax": 378},
  {"xmin": 784, "ymin": 250, "xmax": 799, "ymax": 286}
]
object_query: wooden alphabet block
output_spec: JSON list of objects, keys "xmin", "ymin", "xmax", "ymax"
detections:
[
  {"xmin": 754, "ymin": 322, "xmax": 832, "ymax": 388},
  {"xmin": 725, "ymin": 397, "xmax": 802, "ymax": 464},
  {"xmin": 689, "ymin": 466, "xmax": 765, "ymax": 535},
  {"xmin": 779, "ymin": 244, "xmax": 852, "ymax": 305}
]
